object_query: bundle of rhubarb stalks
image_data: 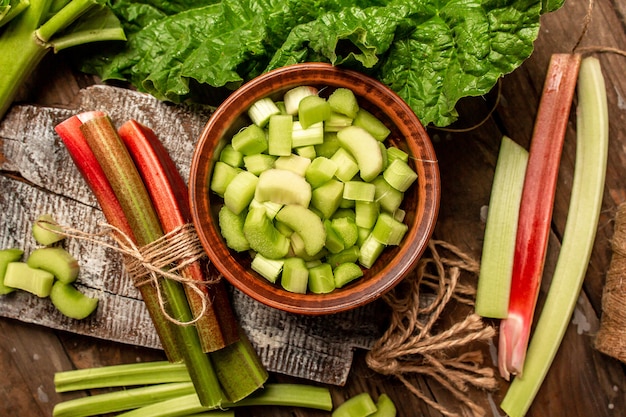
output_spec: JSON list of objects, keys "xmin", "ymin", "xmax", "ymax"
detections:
[
  {"xmin": 54, "ymin": 112, "xmax": 269, "ymax": 409},
  {"xmin": 476, "ymin": 54, "xmax": 609, "ymax": 416}
]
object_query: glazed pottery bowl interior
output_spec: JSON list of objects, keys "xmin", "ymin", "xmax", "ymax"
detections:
[{"xmin": 189, "ymin": 63, "xmax": 440, "ymax": 315}]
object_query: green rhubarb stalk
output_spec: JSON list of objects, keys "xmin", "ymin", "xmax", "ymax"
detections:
[
  {"xmin": 0, "ymin": 0, "xmax": 125, "ymax": 120},
  {"xmin": 53, "ymin": 383, "xmax": 331, "ymax": 417},
  {"xmin": 331, "ymin": 392, "xmax": 377, "ymax": 417},
  {"xmin": 0, "ymin": 0, "xmax": 49, "ymax": 120},
  {"xmin": 79, "ymin": 115, "xmax": 162, "ymax": 246},
  {"xmin": 52, "ymin": 382, "xmax": 196, "ymax": 417},
  {"xmin": 115, "ymin": 383, "xmax": 333, "ymax": 417},
  {"xmin": 0, "ymin": 248, "xmax": 23, "ymax": 294},
  {"xmin": 79, "ymin": 115, "xmax": 223, "ymax": 408},
  {"xmin": 0, "ymin": 0, "xmax": 29, "ymax": 28},
  {"xmin": 370, "ymin": 393, "xmax": 397, "ymax": 417},
  {"xmin": 209, "ymin": 327, "xmax": 268, "ymax": 403},
  {"xmin": 475, "ymin": 136, "xmax": 528, "ymax": 318},
  {"xmin": 36, "ymin": 0, "xmax": 94, "ymax": 42},
  {"xmin": 54, "ymin": 361, "xmax": 189, "ymax": 392},
  {"xmin": 500, "ymin": 56, "xmax": 609, "ymax": 417}
]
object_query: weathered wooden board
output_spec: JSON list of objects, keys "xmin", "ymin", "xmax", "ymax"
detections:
[{"xmin": 0, "ymin": 86, "xmax": 385, "ymax": 386}]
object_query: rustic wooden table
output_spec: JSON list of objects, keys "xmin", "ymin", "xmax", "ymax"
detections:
[{"xmin": 1, "ymin": 0, "xmax": 625, "ymax": 416}]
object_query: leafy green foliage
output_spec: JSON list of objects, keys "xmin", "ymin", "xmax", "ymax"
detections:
[{"xmin": 73, "ymin": 0, "xmax": 563, "ymax": 127}]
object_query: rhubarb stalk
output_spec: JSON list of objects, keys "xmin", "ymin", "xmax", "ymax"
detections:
[
  {"xmin": 476, "ymin": 136, "xmax": 528, "ymax": 318},
  {"xmin": 501, "ymin": 56, "xmax": 609, "ymax": 417},
  {"xmin": 0, "ymin": 0, "xmax": 125, "ymax": 120},
  {"xmin": 54, "ymin": 361, "xmax": 189, "ymax": 392},
  {"xmin": 118, "ymin": 120, "xmax": 239, "ymax": 352},
  {"xmin": 52, "ymin": 382, "xmax": 197, "ymax": 417},
  {"xmin": 78, "ymin": 114, "xmax": 223, "ymax": 407},
  {"xmin": 498, "ymin": 53, "xmax": 582, "ymax": 380},
  {"xmin": 115, "ymin": 383, "xmax": 333, "ymax": 417},
  {"xmin": 0, "ymin": 1, "xmax": 29, "ymax": 28},
  {"xmin": 55, "ymin": 111, "xmax": 132, "ymax": 237},
  {"xmin": 55, "ymin": 113, "xmax": 183, "ymax": 363},
  {"xmin": 53, "ymin": 379, "xmax": 331, "ymax": 417},
  {"xmin": 118, "ymin": 120, "xmax": 268, "ymax": 402}
]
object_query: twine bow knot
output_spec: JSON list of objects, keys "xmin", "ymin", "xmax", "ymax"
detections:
[{"xmin": 35, "ymin": 219, "xmax": 216, "ymax": 326}]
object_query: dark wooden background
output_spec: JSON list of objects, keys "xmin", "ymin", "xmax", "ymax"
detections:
[{"xmin": 1, "ymin": 0, "xmax": 625, "ymax": 416}]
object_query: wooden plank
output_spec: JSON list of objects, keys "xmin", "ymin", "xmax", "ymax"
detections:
[
  {"xmin": 0, "ymin": 175, "xmax": 161, "ymax": 348},
  {"xmin": 231, "ymin": 288, "xmax": 385, "ymax": 386}
]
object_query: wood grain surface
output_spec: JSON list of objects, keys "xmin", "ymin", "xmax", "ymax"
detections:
[{"xmin": 1, "ymin": 0, "xmax": 625, "ymax": 416}]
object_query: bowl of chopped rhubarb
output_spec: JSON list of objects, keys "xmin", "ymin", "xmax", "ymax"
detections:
[{"xmin": 189, "ymin": 62, "xmax": 440, "ymax": 315}]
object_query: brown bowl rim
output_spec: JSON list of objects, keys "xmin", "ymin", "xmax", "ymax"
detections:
[{"xmin": 189, "ymin": 62, "xmax": 440, "ymax": 315}]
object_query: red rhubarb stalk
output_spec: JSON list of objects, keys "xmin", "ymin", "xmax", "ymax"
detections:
[
  {"xmin": 118, "ymin": 120, "xmax": 239, "ymax": 352},
  {"xmin": 77, "ymin": 114, "xmax": 224, "ymax": 407},
  {"xmin": 498, "ymin": 53, "xmax": 582, "ymax": 380},
  {"xmin": 55, "ymin": 113, "xmax": 183, "ymax": 363},
  {"xmin": 54, "ymin": 112, "xmax": 133, "ymax": 239}
]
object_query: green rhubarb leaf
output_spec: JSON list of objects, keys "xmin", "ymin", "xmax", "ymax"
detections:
[
  {"xmin": 266, "ymin": 5, "xmax": 407, "ymax": 70},
  {"xmin": 377, "ymin": 0, "xmax": 543, "ymax": 126},
  {"xmin": 70, "ymin": 0, "xmax": 559, "ymax": 127},
  {"xmin": 105, "ymin": 0, "xmax": 222, "ymax": 36},
  {"xmin": 268, "ymin": 0, "xmax": 543, "ymax": 126},
  {"xmin": 542, "ymin": 0, "xmax": 565, "ymax": 13},
  {"xmin": 131, "ymin": 4, "xmax": 246, "ymax": 101}
]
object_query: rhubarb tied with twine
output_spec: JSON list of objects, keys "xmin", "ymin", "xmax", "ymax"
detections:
[
  {"xmin": 366, "ymin": 239, "xmax": 498, "ymax": 417},
  {"xmin": 36, "ymin": 219, "xmax": 215, "ymax": 327}
]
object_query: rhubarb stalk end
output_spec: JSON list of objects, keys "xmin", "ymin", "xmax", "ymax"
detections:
[{"xmin": 498, "ymin": 313, "xmax": 528, "ymax": 380}]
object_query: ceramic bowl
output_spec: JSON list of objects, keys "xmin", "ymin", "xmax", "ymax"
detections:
[{"xmin": 189, "ymin": 63, "xmax": 440, "ymax": 315}]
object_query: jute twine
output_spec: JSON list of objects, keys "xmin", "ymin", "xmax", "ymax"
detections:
[
  {"xmin": 366, "ymin": 239, "xmax": 498, "ymax": 417},
  {"xmin": 595, "ymin": 203, "xmax": 626, "ymax": 363},
  {"xmin": 35, "ymin": 219, "xmax": 215, "ymax": 326}
]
